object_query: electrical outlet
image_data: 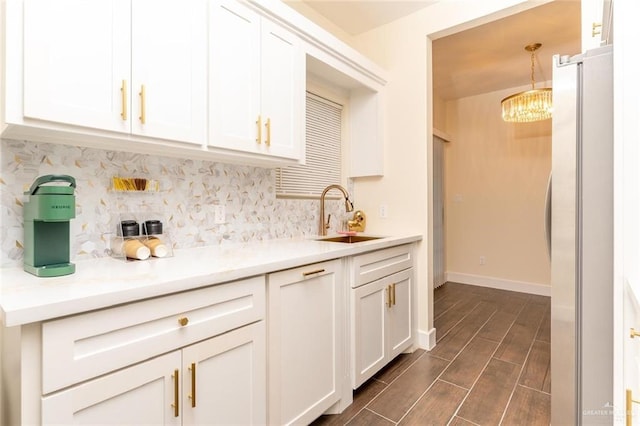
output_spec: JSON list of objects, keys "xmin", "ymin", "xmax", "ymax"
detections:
[
  {"xmin": 379, "ymin": 204, "xmax": 388, "ymax": 218},
  {"xmin": 213, "ymin": 205, "xmax": 225, "ymax": 224},
  {"xmin": 480, "ymin": 256, "xmax": 486, "ymax": 265}
]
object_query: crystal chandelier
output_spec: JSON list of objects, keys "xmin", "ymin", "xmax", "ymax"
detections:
[{"xmin": 501, "ymin": 43, "xmax": 552, "ymax": 123}]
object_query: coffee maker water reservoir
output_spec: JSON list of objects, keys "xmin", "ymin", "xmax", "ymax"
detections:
[{"xmin": 23, "ymin": 175, "xmax": 76, "ymax": 277}]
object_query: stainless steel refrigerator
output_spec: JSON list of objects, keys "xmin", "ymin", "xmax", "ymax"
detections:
[{"xmin": 550, "ymin": 45, "xmax": 613, "ymax": 424}]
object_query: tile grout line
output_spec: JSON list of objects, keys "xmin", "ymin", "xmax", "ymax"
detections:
[
  {"xmin": 497, "ymin": 296, "xmax": 549, "ymax": 425},
  {"xmin": 448, "ymin": 415, "xmax": 482, "ymax": 426},
  {"xmin": 435, "ymin": 301, "xmax": 483, "ymax": 343},
  {"xmin": 395, "ymin": 306, "xmax": 501, "ymax": 425},
  {"xmin": 519, "ymin": 383, "xmax": 551, "ymax": 396},
  {"xmin": 363, "ymin": 407, "xmax": 399, "ymax": 425},
  {"xmin": 348, "ymin": 350, "xmax": 429, "ymax": 425},
  {"xmin": 447, "ymin": 298, "xmax": 529, "ymax": 423}
]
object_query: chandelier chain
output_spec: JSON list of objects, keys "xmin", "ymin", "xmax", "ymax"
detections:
[{"xmin": 530, "ymin": 50, "xmax": 536, "ymax": 90}]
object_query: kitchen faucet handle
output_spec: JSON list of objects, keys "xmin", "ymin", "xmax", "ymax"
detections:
[{"xmin": 325, "ymin": 214, "xmax": 332, "ymax": 230}]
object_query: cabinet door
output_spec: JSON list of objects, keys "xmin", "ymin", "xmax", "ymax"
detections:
[
  {"xmin": 352, "ymin": 278, "xmax": 387, "ymax": 389},
  {"xmin": 352, "ymin": 268, "xmax": 413, "ymax": 388},
  {"xmin": 181, "ymin": 322, "xmax": 266, "ymax": 426},
  {"xmin": 42, "ymin": 351, "xmax": 181, "ymax": 425},
  {"xmin": 131, "ymin": 0, "xmax": 207, "ymax": 144},
  {"xmin": 209, "ymin": 0, "xmax": 261, "ymax": 154},
  {"xmin": 23, "ymin": 0, "xmax": 130, "ymax": 133},
  {"xmin": 268, "ymin": 260, "xmax": 344, "ymax": 426},
  {"xmin": 387, "ymin": 269, "xmax": 413, "ymax": 360},
  {"xmin": 260, "ymin": 19, "xmax": 304, "ymax": 160}
]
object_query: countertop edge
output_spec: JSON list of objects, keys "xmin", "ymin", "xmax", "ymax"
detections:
[{"xmin": 1, "ymin": 235, "xmax": 422, "ymax": 327}]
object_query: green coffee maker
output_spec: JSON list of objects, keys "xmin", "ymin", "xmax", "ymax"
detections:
[{"xmin": 23, "ymin": 175, "xmax": 76, "ymax": 277}]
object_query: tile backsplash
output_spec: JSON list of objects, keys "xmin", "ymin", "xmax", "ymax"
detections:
[{"xmin": 1, "ymin": 139, "xmax": 352, "ymax": 268}]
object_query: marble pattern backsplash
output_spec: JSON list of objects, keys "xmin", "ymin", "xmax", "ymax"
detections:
[{"xmin": 0, "ymin": 139, "xmax": 352, "ymax": 268}]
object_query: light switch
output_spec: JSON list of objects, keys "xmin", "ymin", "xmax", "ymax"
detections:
[{"xmin": 213, "ymin": 205, "xmax": 225, "ymax": 224}]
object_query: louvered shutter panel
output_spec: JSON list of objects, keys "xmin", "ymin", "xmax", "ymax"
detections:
[{"xmin": 276, "ymin": 92, "xmax": 342, "ymax": 197}]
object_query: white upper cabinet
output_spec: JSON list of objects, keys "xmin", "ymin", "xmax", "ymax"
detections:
[
  {"xmin": 23, "ymin": 0, "xmax": 131, "ymax": 133},
  {"xmin": 259, "ymin": 19, "xmax": 304, "ymax": 159},
  {"xmin": 209, "ymin": 1, "xmax": 261, "ymax": 154},
  {"xmin": 4, "ymin": 0, "xmax": 384, "ymax": 167},
  {"xmin": 581, "ymin": 0, "xmax": 612, "ymax": 51},
  {"xmin": 209, "ymin": 0, "xmax": 304, "ymax": 161},
  {"xmin": 21, "ymin": 0, "xmax": 206, "ymax": 145},
  {"xmin": 131, "ymin": 0, "xmax": 207, "ymax": 144}
]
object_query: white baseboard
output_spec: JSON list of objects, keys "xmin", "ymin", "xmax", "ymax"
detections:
[
  {"xmin": 418, "ymin": 328, "xmax": 436, "ymax": 350},
  {"xmin": 445, "ymin": 272, "xmax": 551, "ymax": 297}
]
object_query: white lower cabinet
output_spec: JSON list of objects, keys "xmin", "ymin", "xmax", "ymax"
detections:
[
  {"xmin": 42, "ymin": 351, "xmax": 182, "ymax": 425},
  {"xmin": 181, "ymin": 321, "xmax": 266, "ymax": 425},
  {"xmin": 42, "ymin": 321, "xmax": 265, "ymax": 425},
  {"xmin": 352, "ymin": 269, "xmax": 412, "ymax": 388},
  {"xmin": 350, "ymin": 245, "xmax": 415, "ymax": 389},
  {"xmin": 267, "ymin": 259, "xmax": 345, "ymax": 425},
  {"xmin": 3, "ymin": 276, "xmax": 266, "ymax": 426},
  {"xmin": 1, "ymin": 243, "xmax": 418, "ymax": 425}
]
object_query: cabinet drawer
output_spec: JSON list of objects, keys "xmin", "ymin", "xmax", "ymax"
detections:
[
  {"xmin": 351, "ymin": 244, "xmax": 412, "ymax": 288},
  {"xmin": 42, "ymin": 276, "xmax": 265, "ymax": 394}
]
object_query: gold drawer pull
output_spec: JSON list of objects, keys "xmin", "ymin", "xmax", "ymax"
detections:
[
  {"xmin": 265, "ymin": 117, "xmax": 271, "ymax": 146},
  {"xmin": 139, "ymin": 84, "xmax": 146, "ymax": 124},
  {"xmin": 386, "ymin": 286, "xmax": 391, "ymax": 308},
  {"xmin": 627, "ymin": 389, "xmax": 640, "ymax": 426},
  {"xmin": 172, "ymin": 369, "xmax": 179, "ymax": 417},
  {"xmin": 256, "ymin": 115, "xmax": 262, "ymax": 144},
  {"xmin": 302, "ymin": 268, "xmax": 325, "ymax": 277},
  {"xmin": 120, "ymin": 80, "xmax": 127, "ymax": 121},
  {"xmin": 178, "ymin": 317, "xmax": 189, "ymax": 327},
  {"xmin": 391, "ymin": 283, "xmax": 396, "ymax": 306},
  {"xmin": 189, "ymin": 362, "xmax": 196, "ymax": 408},
  {"xmin": 631, "ymin": 328, "xmax": 640, "ymax": 339},
  {"xmin": 592, "ymin": 22, "xmax": 602, "ymax": 38}
]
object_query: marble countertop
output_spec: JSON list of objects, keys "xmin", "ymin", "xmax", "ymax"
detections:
[{"xmin": 0, "ymin": 234, "xmax": 421, "ymax": 327}]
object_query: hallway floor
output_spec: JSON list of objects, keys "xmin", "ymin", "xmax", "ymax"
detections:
[{"xmin": 312, "ymin": 282, "xmax": 551, "ymax": 425}]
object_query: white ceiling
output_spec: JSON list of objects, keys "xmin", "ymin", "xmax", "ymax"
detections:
[
  {"xmin": 294, "ymin": 0, "xmax": 581, "ymax": 100},
  {"xmin": 297, "ymin": 0, "xmax": 436, "ymax": 35}
]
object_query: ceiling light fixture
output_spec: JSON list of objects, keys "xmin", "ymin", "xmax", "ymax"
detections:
[{"xmin": 501, "ymin": 43, "xmax": 552, "ymax": 123}]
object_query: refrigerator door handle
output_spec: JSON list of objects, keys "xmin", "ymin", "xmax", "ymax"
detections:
[{"xmin": 544, "ymin": 172, "xmax": 552, "ymax": 260}]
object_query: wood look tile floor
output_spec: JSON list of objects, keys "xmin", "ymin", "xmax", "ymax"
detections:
[{"xmin": 312, "ymin": 282, "xmax": 551, "ymax": 426}]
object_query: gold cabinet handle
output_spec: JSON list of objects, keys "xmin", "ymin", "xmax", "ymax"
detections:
[
  {"xmin": 139, "ymin": 84, "xmax": 146, "ymax": 124},
  {"xmin": 172, "ymin": 369, "xmax": 179, "ymax": 417},
  {"xmin": 391, "ymin": 283, "xmax": 396, "ymax": 306},
  {"xmin": 386, "ymin": 285, "xmax": 391, "ymax": 308},
  {"xmin": 189, "ymin": 362, "xmax": 196, "ymax": 408},
  {"xmin": 265, "ymin": 118, "xmax": 271, "ymax": 146},
  {"xmin": 592, "ymin": 22, "xmax": 602, "ymax": 37},
  {"xmin": 631, "ymin": 328, "xmax": 640, "ymax": 339},
  {"xmin": 302, "ymin": 268, "xmax": 325, "ymax": 277},
  {"xmin": 178, "ymin": 317, "xmax": 189, "ymax": 327},
  {"xmin": 256, "ymin": 115, "xmax": 262, "ymax": 144},
  {"xmin": 627, "ymin": 389, "xmax": 640, "ymax": 426},
  {"xmin": 120, "ymin": 80, "xmax": 127, "ymax": 121}
]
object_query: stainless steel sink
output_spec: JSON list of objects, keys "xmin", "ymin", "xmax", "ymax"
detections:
[{"xmin": 316, "ymin": 235, "xmax": 383, "ymax": 244}]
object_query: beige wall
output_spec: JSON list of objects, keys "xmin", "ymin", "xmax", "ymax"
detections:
[
  {"xmin": 349, "ymin": 0, "xmax": 544, "ymax": 344},
  {"xmin": 284, "ymin": 1, "xmax": 356, "ymax": 46},
  {"xmin": 433, "ymin": 93, "xmax": 447, "ymax": 132},
  {"xmin": 287, "ymin": 0, "xmax": 549, "ymax": 345},
  {"xmin": 444, "ymin": 85, "xmax": 551, "ymax": 287}
]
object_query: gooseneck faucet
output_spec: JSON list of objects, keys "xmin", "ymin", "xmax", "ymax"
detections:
[{"xmin": 319, "ymin": 184, "xmax": 354, "ymax": 236}]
